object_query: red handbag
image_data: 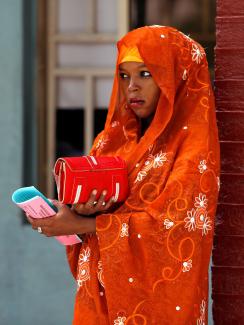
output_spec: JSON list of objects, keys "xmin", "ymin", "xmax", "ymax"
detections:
[{"xmin": 53, "ymin": 156, "xmax": 129, "ymax": 204}]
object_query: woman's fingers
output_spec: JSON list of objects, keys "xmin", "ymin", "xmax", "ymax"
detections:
[
  {"xmin": 72, "ymin": 189, "xmax": 115, "ymax": 215},
  {"xmin": 94, "ymin": 191, "xmax": 115, "ymax": 212},
  {"xmin": 106, "ymin": 196, "xmax": 115, "ymax": 208},
  {"xmin": 24, "ymin": 203, "xmax": 92, "ymax": 237},
  {"xmin": 86, "ymin": 189, "xmax": 98, "ymax": 207},
  {"xmin": 72, "ymin": 203, "xmax": 84, "ymax": 214},
  {"xmin": 95, "ymin": 190, "xmax": 107, "ymax": 209}
]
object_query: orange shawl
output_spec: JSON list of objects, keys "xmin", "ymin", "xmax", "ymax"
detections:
[{"xmin": 67, "ymin": 26, "xmax": 220, "ymax": 325}]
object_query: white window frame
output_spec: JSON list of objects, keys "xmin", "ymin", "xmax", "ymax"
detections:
[{"xmin": 46, "ymin": 0, "xmax": 129, "ymax": 196}]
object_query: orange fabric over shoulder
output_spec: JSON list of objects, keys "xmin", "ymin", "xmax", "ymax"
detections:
[{"xmin": 66, "ymin": 26, "xmax": 220, "ymax": 325}]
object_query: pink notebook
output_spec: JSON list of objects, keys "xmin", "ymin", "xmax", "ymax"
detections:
[{"xmin": 12, "ymin": 186, "xmax": 82, "ymax": 246}]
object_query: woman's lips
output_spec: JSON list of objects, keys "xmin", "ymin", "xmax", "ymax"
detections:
[{"xmin": 129, "ymin": 98, "xmax": 145, "ymax": 108}]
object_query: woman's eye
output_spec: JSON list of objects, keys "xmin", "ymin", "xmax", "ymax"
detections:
[
  {"xmin": 119, "ymin": 72, "xmax": 129, "ymax": 79},
  {"xmin": 140, "ymin": 71, "xmax": 151, "ymax": 77}
]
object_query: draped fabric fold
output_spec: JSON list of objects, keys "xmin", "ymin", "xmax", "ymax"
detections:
[{"xmin": 66, "ymin": 26, "xmax": 220, "ymax": 325}]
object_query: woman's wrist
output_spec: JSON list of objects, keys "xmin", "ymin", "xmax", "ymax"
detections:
[{"xmin": 75, "ymin": 214, "xmax": 96, "ymax": 235}]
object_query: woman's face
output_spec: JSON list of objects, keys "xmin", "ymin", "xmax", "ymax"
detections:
[{"xmin": 119, "ymin": 61, "xmax": 161, "ymax": 119}]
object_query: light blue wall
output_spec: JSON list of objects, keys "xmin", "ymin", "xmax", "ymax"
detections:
[{"xmin": 0, "ymin": 1, "xmax": 75, "ymax": 324}]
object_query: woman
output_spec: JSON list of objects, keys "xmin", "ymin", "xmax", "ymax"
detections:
[{"xmin": 29, "ymin": 26, "xmax": 220, "ymax": 324}]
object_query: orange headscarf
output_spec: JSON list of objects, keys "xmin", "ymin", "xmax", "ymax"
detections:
[
  {"xmin": 118, "ymin": 45, "xmax": 143, "ymax": 63},
  {"xmin": 67, "ymin": 26, "xmax": 220, "ymax": 325}
]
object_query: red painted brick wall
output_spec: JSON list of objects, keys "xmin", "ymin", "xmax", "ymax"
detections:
[{"xmin": 213, "ymin": 0, "xmax": 244, "ymax": 323}]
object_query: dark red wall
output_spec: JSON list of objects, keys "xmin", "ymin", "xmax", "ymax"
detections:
[{"xmin": 213, "ymin": 0, "xmax": 244, "ymax": 324}]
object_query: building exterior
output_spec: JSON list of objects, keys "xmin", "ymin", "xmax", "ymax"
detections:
[{"xmin": 213, "ymin": 0, "xmax": 244, "ymax": 323}]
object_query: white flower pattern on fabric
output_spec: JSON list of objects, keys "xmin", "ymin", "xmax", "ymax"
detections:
[
  {"xmin": 79, "ymin": 247, "xmax": 90, "ymax": 263},
  {"xmin": 153, "ymin": 152, "xmax": 167, "ymax": 168},
  {"xmin": 194, "ymin": 193, "xmax": 208, "ymax": 209},
  {"xmin": 184, "ymin": 208, "xmax": 197, "ymax": 231},
  {"xmin": 191, "ymin": 43, "xmax": 205, "ymax": 64},
  {"xmin": 182, "ymin": 259, "xmax": 192, "ymax": 272},
  {"xmin": 77, "ymin": 247, "xmax": 91, "ymax": 289},
  {"xmin": 114, "ymin": 316, "xmax": 127, "ymax": 325},
  {"xmin": 185, "ymin": 193, "xmax": 212, "ymax": 236},
  {"xmin": 111, "ymin": 121, "xmax": 120, "ymax": 128},
  {"xmin": 96, "ymin": 136, "xmax": 108, "ymax": 150},
  {"xmin": 198, "ymin": 160, "xmax": 207, "ymax": 174},
  {"xmin": 135, "ymin": 154, "xmax": 154, "ymax": 183},
  {"xmin": 197, "ymin": 300, "xmax": 206, "ymax": 325},
  {"xmin": 120, "ymin": 223, "xmax": 129, "ymax": 237},
  {"xmin": 164, "ymin": 219, "xmax": 174, "ymax": 229},
  {"xmin": 195, "ymin": 209, "xmax": 208, "ymax": 228},
  {"xmin": 135, "ymin": 151, "xmax": 167, "ymax": 183},
  {"xmin": 182, "ymin": 69, "xmax": 188, "ymax": 80},
  {"xmin": 135, "ymin": 170, "xmax": 148, "ymax": 182},
  {"xmin": 201, "ymin": 216, "xmax": 212, "ymax": 236}
]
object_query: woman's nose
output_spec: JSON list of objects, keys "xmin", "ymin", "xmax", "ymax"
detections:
[{"xmin": 128, "ymin": 78, "xmax": 139, "ymax": 92}]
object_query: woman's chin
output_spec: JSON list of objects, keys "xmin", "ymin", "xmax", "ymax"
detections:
[
  {"xmin": 130, "ymin": 107, "xmax": 147, "ymax": 119},
  {"xmin": 133, "ymin": 111, "xmax": 151, "ymax": 120}
]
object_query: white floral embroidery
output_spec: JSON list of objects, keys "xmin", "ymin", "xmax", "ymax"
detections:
[
  {"xmin": 96, "ymin": 136, "xmax": 108, "ymax": 150},
  {"xmin": 198, "ymin": 160, "xmax": 207, "ymax": 174},
  {"xmin": 182, "ymin": 259, "xmax": 192, "ymax": 272},
  {"xmin": 97, "ymin": 260, "xmax": 105, "ymax": 288},
  {"xmin": 79, "ymin": 247, "xmax": 90, "ymax": 263},
  {"xmin": 197, "ymin": 300, "xmax": 206, "ymax": 325},
  {"xmin": 164, "ymin": 219, "xmax": 174, "ymax": 229},
  {"xmin": 145, "ymin": 159, "xmax": 152, "ymax": 167},
  {"xmin": 195, "ymin": 209, "xmax": 208, "ymax": 229},
  {"xmin": 120, "ymin": 223, "xmax": 129, "ymax": 237},
  {"xmin": 182, "ymin": 69, "xmax": 188, "ymax": 80},
  {"xmin": 194, "ymin": 193, "xmax": 208, "ymax": 209},
  {"xmin": 134, "ymin": 155, "xmax": 153, "ymax": 183},
  {"xmin": 135, "ymin": 170, "xmax": 148, "ymax": 183},
  {"xmin": 77, "ymin": 247, "xmax": 91, "ymax": 289},
  {"xmin": 217, "ymin": 176, "xmax": 220, "ymax": 191},
  {"xmin": 191, "ymin": 43, "xmax": 205, "ymax": 64},
  {"xmin": 185, "ymin": 193, "xmax": 212, "ymax": 236},
  {"xmin": 111, "ymin": 121, "xmax": 119, "ymax": 128},
  {"xmin": 184, "ymin": 208, "xmax": 196, "ymax": 231},
  {"xmin": 135, "ymin": 151, "xmax": 167, "ymax": 183},
  {"xmin": 114, "ymin": 316, "xmax": 127, "ymax": 325},
  {"xmin": 201, "ymin": 216, "xmax": 212, "ymax": 236},
  {"xmin": 200, "ymin": 300, "xmax": 206, "ymax": 315},
  {"xmin": 153, "ymin": 152, "xmax": 167, "ymax": 168}
]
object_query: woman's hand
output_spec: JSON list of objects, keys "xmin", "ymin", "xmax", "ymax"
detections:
[
  {"xmin": 72, "ymin": 189, "xmax": 115, "ymax": 216},
  {"xmin": 26, "ymin": 201, "xmax": 96, "ymax": 237}
]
